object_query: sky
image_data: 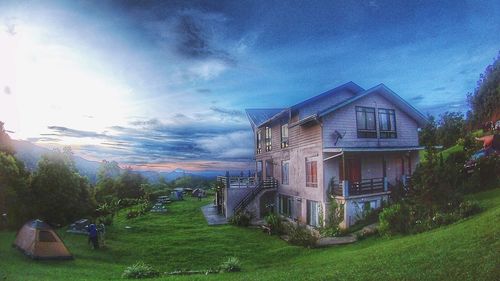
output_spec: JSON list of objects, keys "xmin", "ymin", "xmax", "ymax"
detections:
[{"xmin": 0, "ymin": 0, "xmax": 499, "ymax": 172}]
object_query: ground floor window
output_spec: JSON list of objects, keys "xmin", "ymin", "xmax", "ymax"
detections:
[
  {"xmin": 306, "ymin": 200, "xmax": 320, "ymax": 227},
  {"xmin": 278, "ymin": 194, "xmax": 293, "ymax": 217}
]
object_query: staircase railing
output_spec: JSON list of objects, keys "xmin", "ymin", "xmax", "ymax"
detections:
[{"xmin": 233, "ymin": 177, "xmax": 278, "ymax": 214}]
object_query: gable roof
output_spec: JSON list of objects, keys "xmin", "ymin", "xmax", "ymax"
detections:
[
  {"xmin": 318, "ymin": 83, "xmax": 427, "ymax": 127},
  {"xmin": 245, "ymin": 82, "xmax": 363, "ymax": 128},
  {"xmin": 290, "ymin": 81, "xmax": 364, "ymax": 110},
  {"xmin": 245, "ymin": 108, "xmax": 285, "ymax": 128}
]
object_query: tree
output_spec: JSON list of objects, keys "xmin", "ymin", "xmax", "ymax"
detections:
[
  {"xmin": 436, "ymin": 112, "xmax": 465, "ymax": 148},
  {"xmin": 30, "ymin": 150, "xmax": 96, "ymax": 225},
  {"xmin": 97, "ymin": 160, "xmax": 121, "ymax": 182},
  {"xmin": 0, "ymin": 121, "xmax": 15, "ymax": 155},
  {"xmin": 467, "ymin": 51, "xmax": 500, "ymax": 127},
  {"xmin": 115, "ymin": 169, "xmax": 145, "ymax": 199},
  {"xmin": 0, "ymin": 152, "xmax": 31, "ymax": 228}
]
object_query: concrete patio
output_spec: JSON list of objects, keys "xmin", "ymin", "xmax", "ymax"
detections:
[{"xmin": 201, "ymin": 204, "xmax": 227, "ymax": 226}]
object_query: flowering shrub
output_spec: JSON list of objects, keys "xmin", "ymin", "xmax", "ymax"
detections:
[{"xmin": 122, "ymin": 262, "xmax": 160, "ymax": 279}]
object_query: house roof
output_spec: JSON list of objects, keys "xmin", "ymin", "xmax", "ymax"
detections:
[
  {"xmin": 245, "ymin": 108, "xmax": 285, "ymax": 128},
  {"xmin": 290, "ymin": 81, "xmax": 364, "ymax": 110},
  {"xmin": 318, "ymin": 84, "xmax": 427, "ymax": 127},
  {"xmin": 245, "ymin": 82, "xmax": 427, "ymax": 129}
]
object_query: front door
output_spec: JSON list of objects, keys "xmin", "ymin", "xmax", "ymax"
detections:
[
  {"xmin": 265, "ymin": 160, "xmax": 273, "ymax": 179},
  {"xmin": 339, "ymin": 158, "xmax": 361, "ymax": 183}
]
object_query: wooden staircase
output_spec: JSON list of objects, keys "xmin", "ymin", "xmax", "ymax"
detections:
[{"xmin": 233, "ymin": 178, "xmax": 278, "ymax": 214}]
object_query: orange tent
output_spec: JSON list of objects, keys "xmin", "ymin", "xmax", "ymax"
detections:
[{"xmin": 13, "ymin": 219, "xmax": 73, "ymax": 260}]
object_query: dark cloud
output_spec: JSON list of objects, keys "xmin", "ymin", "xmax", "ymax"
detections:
[
  {"xmin": 197, "ymin": 88, "xmax": 212, "ymax": 93},
  {"xmin": 26, "ymin": 137, "xmax": 61, "ymax": 142},
  {"xmin": 47, "ymin": 126, "xmax": 108, "ymax": 138},
  {"xmin": 210, "ymin": 106, "xmax": 245, "ymax": 120},
  {"xmin": 410, "ymin": 94, "xmax": 424, "ymax": 102},
  {"xmin": 432, "ymin": 87, "xmax": 446, "ymax": 92}
]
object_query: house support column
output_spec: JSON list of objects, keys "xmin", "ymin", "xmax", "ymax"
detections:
[
  {"xmin": 342, "ymin": 180, "xmax": 349, "ymax": 197},
  {"xmin": 383, "ymin": 177, "xmax": 388, "ymax": 192}
]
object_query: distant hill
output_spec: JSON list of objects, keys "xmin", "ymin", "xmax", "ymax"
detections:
[{"xmin": 11, "ymin": 140, "xmax": 230, "ymax": 184}]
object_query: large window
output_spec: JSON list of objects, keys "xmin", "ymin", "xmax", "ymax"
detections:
[
  {"xmin": 281, "ymin": 161, "xmax": 289, "ymax": 185},
  {"xmin": 278, "ymin": 194, "xmax": 293, "ymax": 217},
  {"xmin": 378, "ymin": 108, "xmax": 397, "ymax": 138},
  {"xmin": 265, "ymin": 126, "xmax": 272, "ymax": 152},
  {"xmin": 256, "ymin": 129, "xmax": 262, "ymax": 154},
  {"xmin": 306, "ymin": 200, "xmax": 320, "ymax": 227},
  {"xmin": 281, "ymin": 123, "xmax": 289, "ymax": 148},
  {"xmin": 356, "ymin": 106, "xmax": 377, "ymax": 138},
  {"xmin": 305, "ymin": 159, "xmax": 318, "ymax": 187}
]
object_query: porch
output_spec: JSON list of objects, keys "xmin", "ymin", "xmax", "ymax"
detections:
[{"xmin": 323, "ymin": 147, "xmax": 421, "ymax": 198}]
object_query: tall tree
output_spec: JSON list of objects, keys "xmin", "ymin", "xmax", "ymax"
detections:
[
  {"xmin": 0, "ymin": 121, "xmax": 15, "ymax": 155},
  {"xmin": 467, "ymin": 51, "xmax": 500, "ymax": 127},
  {"xmin": 436, "ymin": 112, "xmax": 465, "ymax": 148},
  {"xmin": 30, "ymin": 150, "xmax": 95, "ymax": 225}
]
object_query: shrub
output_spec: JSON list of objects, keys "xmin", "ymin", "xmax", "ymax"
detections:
[
  {"xmin": 264, "ymin": 213, "xmax": 283, "ymax": 235},
  {"xmin": 458, "ymin": 200, "xmax": 482, "ymax": 217},
  {"xmin": 284, "ymin": 222, "xmax": 318, "ymax": 248},
  {"xmin": 219, "ymin": 257, "xmax": 241, "ymax": 273},
  {"xmin": 319, "ymin": 200, "xmax": 344, "ymax": 237},
  {"xmin": 97, "ymin": 214, "xmax": 114, "ymax": 226},
  {"xmin": 126, "ymin": 211, "xmax": 139, "ymax": 219},
  {"xmin": 122, "ymin": 262, "xmax": 160, "ymax": 279},
  {"xmin": 379, "ymin": 203, "xmax": 410, "ymax": 235},
  {"xmin": 228, "ymin": 212, "xmax": 253, "ymax": 227}
]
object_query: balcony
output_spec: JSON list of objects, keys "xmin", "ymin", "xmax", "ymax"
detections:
[{"xmin": 330, "ymin": 177, "xmax": 389, "ymax": 197}]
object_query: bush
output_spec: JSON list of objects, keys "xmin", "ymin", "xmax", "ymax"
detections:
[
  {"xmin": 228, "ymin": 212, "xmax": 253, "ymax": 227},
  {"xmin": 264, "ymin": 213, "xmax": 283, "ymax": 235},
  {"xmin": 379, "ymin": 203, "xmax": 410, "ymax": 235},
  {"xmin": 122, "ymin": 262, "xmax": 160, "ymax": 279},
  {"xmin": 284, "ymin": 222, "xmax": 318, "ymax": 248},
  {"xmin": 319, "ymin": 200, "xmax": 344, "ymax": 237},
  {"xmin": 432, "ymin": 211, "xmax": 460, "ymax": 226},
  {"xmin": 219, "ymin": 257, "xmax": 241, "ymax": 273},
  {"xmin": 458, "ymin": 200, "xmax": 482, "ymax": 217},
  {"xmin": 97, "ymin": 214, "xmax": 114, "ymax": 226},
  {"xmin": 126, "ymin": 211, "xmax": 139, "ymax": 219}
]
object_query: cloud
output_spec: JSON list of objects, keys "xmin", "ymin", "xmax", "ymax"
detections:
[
  {"xmin": 410, "ymin": 94, "xmax": 424, "ymax": 102},
  {"xmin": 3, "ymin": 86, "xmax": 11, "ymax": 95},
  {"xmin": 196, "ymin": 88, "xmax": 212, "ymax": 94},
  {"xmin": 47, "ymin": 126, "xmax": 108, "ymax": 138},
  {"xmin": 432, "ymin": 87, "xmax": 446, "ymax": 92},
  {"xmin": 210, "ymin": 106, "xmax": 245, "ymax": 121}
]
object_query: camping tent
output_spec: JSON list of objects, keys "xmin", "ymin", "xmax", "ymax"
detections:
[{"xmin": 13, "ymin": 219, "xmax": 73, "ymax": 260}]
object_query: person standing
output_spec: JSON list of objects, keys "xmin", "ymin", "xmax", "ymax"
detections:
[{"xmin": 88, "ymin": 223, "xmax": 99, "ymax": 249}]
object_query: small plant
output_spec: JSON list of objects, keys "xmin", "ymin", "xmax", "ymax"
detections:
[
  {"xmin": 228, "ymin": 211, "xmax": 253, "ymax": 227},
  {"xmin": 319, "ymin": 200, "xmax": 344, "ymax": 237},
  {"xmin": 457, "ymin": 200, "xmax": 482, "ymax": 217},
  {"xmin": 122, "ymin": 262, "xmax": 160, "ymax": 279},
  {"xmin": 379, "ymin": 203, "xmax": 410, "ymax": 235},
  {"xmin": 219, "ymin": 257, "xmax": 241, "ymax": 273},
  {"xmin": 264, "ymin": 213, "xmax": 283, "ymax": 235},
  {"xmin": 126, "ymin": 210, "xmax": 139, "ymax": 219},
  {"xmin": 284, "ymin": 222, "xmax": 318, "ymax": 248}
]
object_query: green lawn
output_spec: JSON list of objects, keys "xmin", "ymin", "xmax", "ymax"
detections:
[{"xmin": 1, "ymin": 189, "xmax": 499, "ymax": 281}]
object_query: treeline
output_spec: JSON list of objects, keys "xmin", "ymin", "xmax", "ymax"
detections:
[{"xmin": 0, "ymin": 123, "xmax": 213, "ymax": 229}]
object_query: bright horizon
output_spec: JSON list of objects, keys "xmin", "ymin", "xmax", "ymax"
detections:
[{"xmin": 1, "ymin": 0, "xmax": 499, "ymax": 171}]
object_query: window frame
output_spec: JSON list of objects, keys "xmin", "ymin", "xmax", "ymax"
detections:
[
  {"xmin": 306, "ymin": 200, "xmax": 320, "ymax": 227},
  {"xmin": 280, "ymin": 123, "xmax": 289, "ymax": 148},
  {"xmin": 355, "ymin": 106, "xmax": 377, "ymax": 138},
  {"xmin": 278, "ymin": 194, "xmax": 293, "ymax": 218},
  {"xmin": 305, "ymin": 158, "xmax": 318, "ymax": 188},
  {"xmin": 265, "ymin": 126, "xmax": 272, "ymax": 152},
  {"xmin": 378, "ymin": 108, "xmax": 397, "ymax": 139},
  {"xmin": 256, "ymin": 129, "xmax": 262, "ymax": 154},
  {"xmin": 281, "ymin": 161, "xmax": 289, "ymax": 185}
]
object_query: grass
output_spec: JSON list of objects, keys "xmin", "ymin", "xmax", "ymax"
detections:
[
  {"xmin": 1, "ymin": 189, "xmax": 500, "ymax": 281},
  {"xmin": 419, "ymin": 144, "xmax": 464, "ymax": 162}
]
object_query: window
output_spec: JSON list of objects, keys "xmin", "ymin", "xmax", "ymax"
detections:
[
  {"xmin": 305, "ymin": 159, "xmax": 318, "ymax": 187},
  {"xmin": 281, "ymin": 161, "xmax": 289, "ymax": 185},
  {"xmin": 256, "ymin": 161, "xmax": 263, "ymax": 179},
  {"xmin": 256, "ymin": 130, "xmax": 262, "ymax": 154},
  {"xmin": 378, "ymin": 108, "xmax": 397, "ymax": 138},
  {"xmin": 356, "ymin": 106, "xmax": 377, "ymax": 138},
  {"xmin": 265, "ymin": 126, "xmax": 272, "ymax": 152},
  {"xmin": 278, "ymin": 194, "xmax": 293, "ymax": 217},
  {"xmin": 307, "ymin": 200, "xmax": 320, "ymax": 227},
  {"xmin": 281, "ymin": 123, "xmax": 289, "ymax": 148}
]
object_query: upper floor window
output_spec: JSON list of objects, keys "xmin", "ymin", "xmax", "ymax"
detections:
[
  {"xmin": 265, "ymin": 126, "xmax": 272, "ymax": 152},
  {"xmin": 281, "ymin": 161, "xmax": 289, "ymax": 185},
  {"xmin": 305, "ymin": 158, "xmax": 318, "ymax": 187},
  {"xmin": 356, "ymin": 106, "xmax": 377, "ymax": 138},
  {"xmin": 256, "ymin": 129, "xmax": 262, "ymax": 154},
  {"xmin": 281, "ymin": 123, "xmax": 289, "ymax": 148},
  {"xmin": 378, "ymin": 108, "xmax": 397, "ymax": 138}
]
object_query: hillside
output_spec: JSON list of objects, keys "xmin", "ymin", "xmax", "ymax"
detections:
[{"xmin": 1, "ymin": 188, "xmax": 498, "ymax": 281}]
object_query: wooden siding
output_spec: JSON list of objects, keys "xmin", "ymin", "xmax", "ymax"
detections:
[{"xmin": 322, "ymin": 92, "xmax": 420, "ymax": 148}]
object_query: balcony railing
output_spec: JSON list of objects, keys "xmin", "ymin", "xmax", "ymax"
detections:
[
  {"xmin": 330, "ymin": 177, "xmax": 390, "ymax": 197},
  {"xmin": 217, "ymin": 176, "xmax": 257, "ymax": 189}
]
